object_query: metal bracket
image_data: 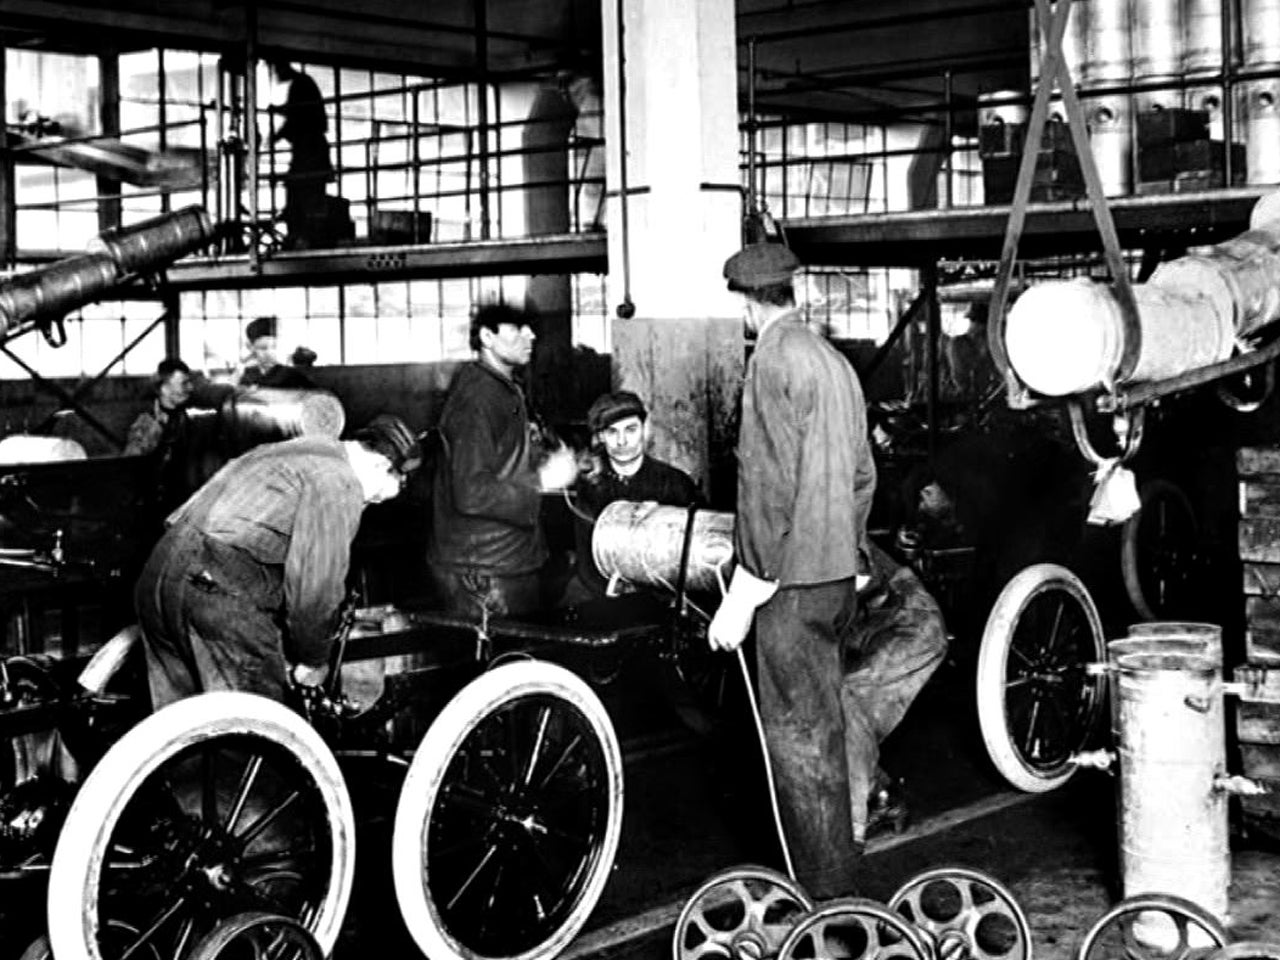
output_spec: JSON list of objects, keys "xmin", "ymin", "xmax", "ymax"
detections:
[{"xmin": 1068, "ymin": 399, "xmax": 1146, "ymax": 465}]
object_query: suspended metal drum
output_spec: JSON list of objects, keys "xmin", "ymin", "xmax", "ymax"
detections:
[
  {"xmin": 0, "ymin": 254, "xmax": 118, "ymax": 339},
  {"xmin": 592, "ymin": 501, "xmax": 734, "ymax": 595},
  {"xmin": 1131, "ymin": 0, "xmax": 1183, "ymax": 82},
  {"xmin": 87, "ymin": 205, "xmax": 214, "ymax": 276},
  {"xmin": 1243, "ymin": 0, "xmax": 1280, "ymax": 70},
  {"xmin": 218, "ymin": 387, "xmax": 346, "ymax": 456},
  {"xmin": 1114, "ymin": 652, "xmax": 1230, "ymax": 933},
  {"xmin": 1242, "ymin": 78, "xmax": 1280, "ymax": 184},
  {"xmin": 1080, "ymin": 0, "xmax": 1132, "ymax": 88}
]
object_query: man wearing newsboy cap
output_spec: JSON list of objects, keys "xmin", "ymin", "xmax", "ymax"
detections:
[
  {"xmin": 135, "ymin": 414, "xmax": 421, "ymax": 709},
  {"xmin": 708, "ymin": 241, "xmax": 878, "ymax": 898}
]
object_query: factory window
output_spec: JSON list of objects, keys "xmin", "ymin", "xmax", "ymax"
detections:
[{"xmin": 0, "ymin": 300, "xmax": 171, "ymax": 380}]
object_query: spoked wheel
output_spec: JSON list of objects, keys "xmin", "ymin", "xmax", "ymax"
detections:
[
  {"xmin": 186, "ymin": 911, "xmax": 323, "ymax": 960},
  {"xmin": 976, "ymin": 564, "xmax": 1107, "ymax": 793},
  {"xmin": 1121, "ymin": 479, "xmax": 1199, "ymax": 621},
  {"xmin": 47, "ymin": 692, "xmax": 355, "ymax": 960},
  {"xmin": 1076, "ymin": 893, "xmax": 1228, "ymax": 960},
  {"xmin": 888, "ymin": 866, "xmax": 1033, "ymax": 960},
  {"xmin": 392, "ymin": 660, "xmax": 624, "ymax": 960},
  {"xmin": 671, "ymin": 865, "xmax": 814, "ymax": 960},
  {"xmin": 776, "ymin": 898, "xmax": 933, "ymax": 960}
]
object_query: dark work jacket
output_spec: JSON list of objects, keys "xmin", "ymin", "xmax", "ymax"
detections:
[{"xmin": 428, "ymin": 360, "xmax": 546, "ymax": 575}]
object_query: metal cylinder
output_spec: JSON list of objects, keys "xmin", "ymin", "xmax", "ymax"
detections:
[
  {"xmin": 1128, "ymin": 620, "xmax": 1223, "ymax": 650},
  {"xmin": 1184, "ymin": 85, "xmax": 1229, "ymax": 140},
  {"xmin": 1081, "ymin": 0, "xmax": 1132, "ymax": 88},
  {"xmin": 1115, "ymin": 651, "xmax": 1230, "ymax": 929},
  {"xmin": 0, "ymin": 253, "xmax": 120, "ymax": 339},
  {"xmin": 1243, "ymin": 0, "xmax": 1280, "ymax": 69},
  {"xmin": 1106, "ymin": 637, "xmax": 1217, "ymax": 744},
  {"xmin": 592, "ymin": 501, "xmax": 734, "ymax": 594},
  {"xmin": 978, "ymin": 90, "xmax": 1029, "ymax": 127},
  {"xmin": 1085, "ymin": 92, "xmax": 1133, "ymax": 196},
  {"xmin": 1132, "ymin": 0, "xmax": 1183, "ymax": 81},
  {"xmin": 1005, "ymin": 273, "xmax": 1236, "ymax": 395},
  {"xmin": 86, "ymin": 205, "xmax": 214, "ymax": 276},
  {"xmin": 1134, "ymin": 86, "xmax": 1183, "ymax": 115},
  {"xmin": 1184, "ymin": 0, "xmax": 1232, "ymax": 76},
  {"xmin": 1030, "ymin": 0, "xmax": 1089, "ymax": 89},
  {"xmin": 218, "ymin": 387, "xmax": 347, "ymax": 456},
  {"xmin": 1242, "ymin": 77, "xmax": 1280, "ymax": 184}
]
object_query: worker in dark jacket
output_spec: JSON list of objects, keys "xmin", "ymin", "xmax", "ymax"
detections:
[
  {"xmin": 135, "ymin": 415, "xmax": 421, "ymax": 710},
  {"xmin": 560, "ymin": 390, "xmax": 701, "ymax": 605},
  {"xmin": 427, "ymin": 302, "xmax": 578, "ymax": 618},
  {"xmin": 238, "ymin": 315, "xmax": 314, "ymax": 388},
  {"xmin": 267, "ymin": 59, "xmax": 333, "ymax": 250},
  {"xmin": 708, "ymin": 242, "xmax": 877, "ymax": 899}
]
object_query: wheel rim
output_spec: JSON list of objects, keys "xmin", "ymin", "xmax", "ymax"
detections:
[
  {"xmin": 1122, "ymin": 481, "xmax": 1198, "ymax": 621},
  {"xmin": 889, "ymin": 867, "xmax": 1033, "ymax": 960},
  {"xmin": 672, "ymin": 865, "xmax": 814, "ymax": 960},
  {"xmin": 48, "ymin": 692, "xmax": 354, "ymax": 960},
  {"xmin": 92, "ymin": 735, "xmax": 332, "ymax": 959},
  {"xmin": 977, "ymin": 564, "xmax": 1106, "ymax": 792},
  {"xmin": 426, "ymin": 694, "xmax": 611, "ymax": 954},
  {"xmin": 1076, "ymin": 893, "xmax": 1228, "ymax": 960},
  {"xmin": 394, "ymin": 660, "xmax": 623, "ymax": 960},
  {"xmin": 777, "ymin": 898, "xmax": 932, "ymax": 960},
  {"xmin": 187, "ymin": 910, "xmax": 323, "ymax": 960}
]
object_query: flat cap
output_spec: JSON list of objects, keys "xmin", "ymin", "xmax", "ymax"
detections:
[
  {"xmin": 245, "ymin": 315, "xmax": 278, "ymax": 342},
  {"xmin": 588, "ymin": 390, "xmax": 647, "ymax": 433},
  {"xmin": 352, "ymin": 414, "xmax": 423, "ymax": 474},
  {"xmin": 723, "ymin": 242, "xmax": 800, "ymax": 289}
]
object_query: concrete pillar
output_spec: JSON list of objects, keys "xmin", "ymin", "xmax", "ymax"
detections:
[{"xmin": 601, "ymin": 0, "xmax": 743, "ymax": 504}]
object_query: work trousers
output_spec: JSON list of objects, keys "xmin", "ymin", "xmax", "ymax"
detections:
[
  {"xmin": 428, "ymin": 565, "xmax": 543, "ymax": 620},
  {"xmin": 755, "ymin": 579, "xmax": 859, "ymax": 900},
  {"xmin": 840, "ymin": 566, "xmax": 948, "ymax": 838},
  {"xmin": 135, "ymin": 524, "xmax": 290, "ymax": 710}
]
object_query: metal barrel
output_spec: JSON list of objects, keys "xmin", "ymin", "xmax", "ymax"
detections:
[
  {"xmin": 86, "ymin": 205, "xmax": 214, "ymax": 276},
  {"xmin": 1242, "ymin": 77, "xmax": 1280, "ymax": 184},
  {"xmin": 1115, "ymin": 651, "xmax": 1230, "ymax": 937},
  {"xmin": 1081, "ymin": 0, "xmax": 1132, "ymax": 88},
  {"xmin": 1132, "ymin": 0, "xmax": 1183, "ymax": 81},
  {"xmin": 592, "ymin": 500, "xmax": 734, "ymax": 595},
  {"xmin": 1085, "ymin": 92, "xmax": 1133, "ymax": 196},
  {"xmin": 1185, "ymin": 0, "xmax": 1234, "ymax": 76},
  {"xmin": 0, "ymin": 253, "xmax": 120, "ymax": 339},
  {"xmin": 1243, "ymin": 0, "xmax": 1280, "ymax": 70},
  {"xmin": 218, "ymin": 387, "xmax": 347, "ymax": 456},
  {"xmin": 1106, "ymin": 633, "xmax": 1221, "ymax": 746}
]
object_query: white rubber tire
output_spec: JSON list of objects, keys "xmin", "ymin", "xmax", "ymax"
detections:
[
  {"xmin": 46, "ymin": 691, "xmax": 355, "ymax": 960},
  {"xmin": 976, "ymin": 563, "xmax": 1106, "ymax": 793},
  {"xmin": 392, "ymin": 660, "xmax": 624, "ymax": 960}
]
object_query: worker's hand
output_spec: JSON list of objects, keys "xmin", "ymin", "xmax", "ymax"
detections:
[
  {"xmin": 291, "ymin": 662, "xmax": 329, "ymax": 688},
  {"xmin": 538, "ymin": 444, "xmax": 580, "ymax": 491},
  {"xmin": 707, "ymin": 566, "xmax": 778, "ymax": 652},
  {"xmin": 708, "ymin": 594, "xmax": 755, "ymax": 651}
]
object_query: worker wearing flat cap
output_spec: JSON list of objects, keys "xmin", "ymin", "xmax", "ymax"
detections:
[
  {"xmin": 709, "ymin": 241, "xmax": 880, "ymax": 898},
  {"xmin": 559, "ymin": 390, "xmax": 701, "ymax": 605},
  {"xmin": 239, "ymin": 315, "xmax": 314, "ymax": 389},
  {"xmin": 135, "ymin": 414, "xmax": 421, "ymax": 709}
]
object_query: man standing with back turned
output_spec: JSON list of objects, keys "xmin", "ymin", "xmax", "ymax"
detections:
[{"xmin": 708, "ymin": 242, "xmax": 877, "ymax": 899}]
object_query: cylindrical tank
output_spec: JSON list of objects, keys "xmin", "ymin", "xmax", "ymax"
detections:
[
  {"xmin": 1132, "ymin": 0, "xmax": 1183, "ymax": 81},
  {"xmin": 592, "ymin": 501, "xmax": 734, "ymax": 595},
  {"xmin": 1004, "ymin": 276, "xmax": 1235, "ymax": 395},
  {"xmin": 1134, "ymin": 86, "xmax": 1183, "ymax": 116},
  {"xmin": 1081, "ymin": 0, "xmax": 1132, "ymax": 88},
  {"xmin": 218, "ymin": 387, "xmax": 347, "ymax": 456},
  {"xmin": 1151, "ymin": 232, "xmax": 1280, "ymax": 340},
  {"xmin": 978, "ymin": 90, "xmax": 1029, "ymax": 128},
  {"xmin": 1085, "ymin": 93, "xmax": 1133, "ymax": 196},
  {"xmin": 1242, "ymin": 0, "xmax": 1280, "ymax": 70},
  {"xmin": 1115, "ymin": 652, "xmax": 1230, "ymax": 931},
  {"xmin": 1128, "ymin": 620, "xmax": 1223, "ymax": 645},
  {"xmin": 0, "ymin": 254, "xmax": 119, "ymax": 339},
  {"xmin": 1106, "ymin": 633, "xmax": 1221, "ymax": 747},
  {"xmin": 1030, "ymin": 0, "xmax": 1089, "ymax": 89},
  {"xmin": 1241, "ymin": 77, "xmax": 1280, "ymax": 184},
  {"xmin": 1185, "ymin": 0, "xmax": 1234, "ymax": 77},
  {"xmin": 87, "ymin": 205, "xmax": 214, "ymax": 276}
]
